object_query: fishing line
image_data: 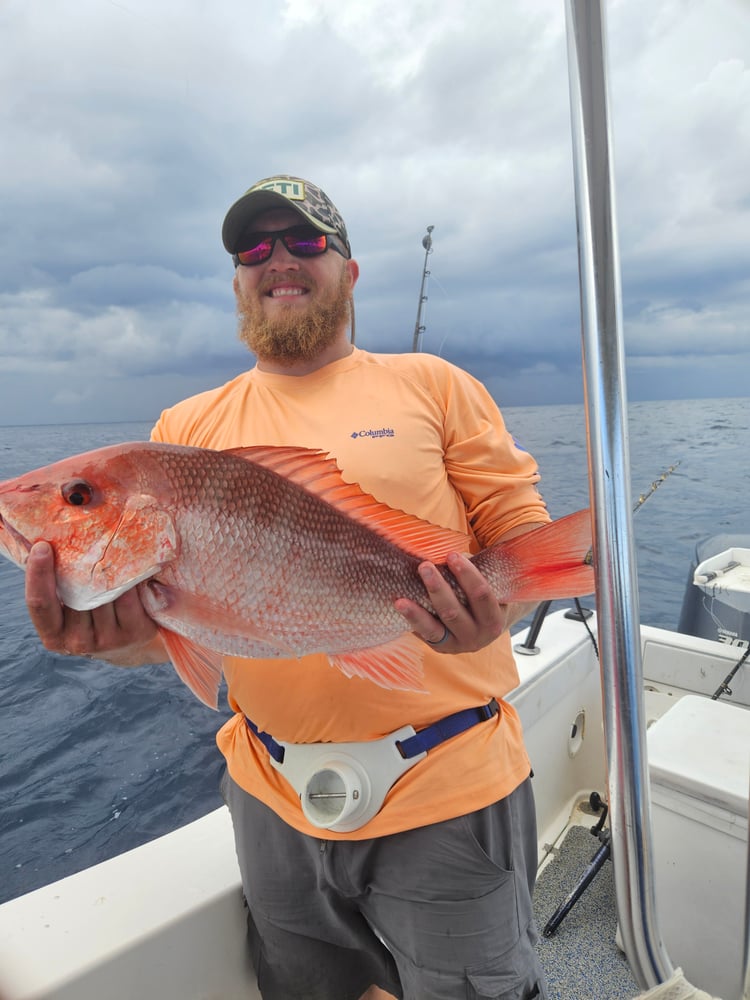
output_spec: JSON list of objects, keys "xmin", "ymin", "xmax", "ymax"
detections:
[{"xmin": 574, "ymin": 597, "xmax": 599, "ymax": 658}]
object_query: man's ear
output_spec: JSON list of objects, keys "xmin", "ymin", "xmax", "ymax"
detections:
[{"xmin": 347, "ymin": 258, "xmax": 360, "ymax": 290}]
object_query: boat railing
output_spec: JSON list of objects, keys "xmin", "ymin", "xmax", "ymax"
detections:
[{"xmin": 514, "ymin": 599, "xmax": 594, "ymax": 658}]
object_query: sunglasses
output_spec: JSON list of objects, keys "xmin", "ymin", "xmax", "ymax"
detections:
[{"xmin": 232, "ymin": 224, "xmax": 349, "ymax": 267}]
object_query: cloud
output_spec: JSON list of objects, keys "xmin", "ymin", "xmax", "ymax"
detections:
[
  {"xmin": 0, "ymin": 0, "xmax": 748, "ymax": 425},
  {"xmin": 0, "ymin": 290, "xmax": 240, "ymax": 378}
]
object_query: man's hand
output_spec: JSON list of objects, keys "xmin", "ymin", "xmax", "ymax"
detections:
[
  {"xmin": 394, "ymin": 524, "xmax": 545, "ymax": 655},
  {"xmin": 25, "ymin": 541, "xmax": 167, "ymax": 666}
]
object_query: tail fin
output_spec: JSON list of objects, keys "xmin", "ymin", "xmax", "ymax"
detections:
[{"xmin": 489, "ymin": 509, "xmax": 595, "ymax": 602}]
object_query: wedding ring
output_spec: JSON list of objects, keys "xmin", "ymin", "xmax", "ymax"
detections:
[{"xmin": 426, "ymin": 625, "xmax": 450, "ymax": 647}]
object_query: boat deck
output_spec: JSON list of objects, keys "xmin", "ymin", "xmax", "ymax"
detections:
[
  {"xmin": 523, "ymin": 612, "xmax": 750, "ymax": 1000},
  {"xmin": 535, "ymin": 809, "xmax": 639, "ymax": 999}
]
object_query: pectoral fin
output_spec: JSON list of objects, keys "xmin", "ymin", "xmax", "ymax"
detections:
[
  {"xmin": 329, "ymin": 634, "xmax": 427, "ymax": 692},
  {"xmin": 158, "ymin": 626, "xmax": 224, "ymax": 710}
]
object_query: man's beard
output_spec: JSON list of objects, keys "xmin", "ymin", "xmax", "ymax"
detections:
[{"xmin": 236, "ymin": 266, "xmax": 352, "ymax": 365}]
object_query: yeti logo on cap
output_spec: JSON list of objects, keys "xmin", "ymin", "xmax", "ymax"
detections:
[{"xmin": 252, "ymin": 179, "xmax": 306, "ymax": 201}]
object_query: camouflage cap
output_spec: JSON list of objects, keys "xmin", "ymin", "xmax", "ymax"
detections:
[{"xmin": 221, "ymin": 175, "xmax": 351, "ymax": 257}]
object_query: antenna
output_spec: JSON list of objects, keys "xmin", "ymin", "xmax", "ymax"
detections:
[{"xmin": 411, "ymin": 225, "xmax": 434, "ymax": 352}]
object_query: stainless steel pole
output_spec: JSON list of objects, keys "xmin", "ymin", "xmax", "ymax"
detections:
[{"xmin": 563, "ymin": 0, "xmax": 673, "ymax": 989}]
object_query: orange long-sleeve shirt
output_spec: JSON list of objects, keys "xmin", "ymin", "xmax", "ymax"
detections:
[{"xmin": 152, "ymin": 347, "xmax": 549, "ymax": 838}]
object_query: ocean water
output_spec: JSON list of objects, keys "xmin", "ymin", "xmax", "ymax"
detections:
[{"xmin": 0, "ymin": 398, "xmax": 747, "ymax": 904}]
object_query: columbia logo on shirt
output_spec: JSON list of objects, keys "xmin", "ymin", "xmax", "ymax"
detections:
[{"xmin": 351, "ymin": 428, "xmax": 395, "ymax": 439}]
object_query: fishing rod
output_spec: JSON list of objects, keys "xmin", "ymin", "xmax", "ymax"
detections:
[
  {"xmin": 588, "ymin": 460, "xmax": 682, "ymax": 563},
  {"xmin": 411, "ymin": 226, "xmax": 434, "ymax": 353},
  {"xmin": 585, "ymin": 459, "xmax": 681, "ymax": 637},
  {"xmin": 632, "ymin": 462, "xmax": 681, "ymax": 515},
  {"xmin": 711, "ymin": 642, "xmax": 750, "ymax": 701}
]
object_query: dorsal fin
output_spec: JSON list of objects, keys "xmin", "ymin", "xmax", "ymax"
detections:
[{"xmin": 224, "ymin": 445, "xmax": 470, "ymax": 563}]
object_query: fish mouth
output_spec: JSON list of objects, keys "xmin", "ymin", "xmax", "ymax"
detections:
[{"xmin": 0, "ymin": 511, "xmax": 32, "ymax": 568}]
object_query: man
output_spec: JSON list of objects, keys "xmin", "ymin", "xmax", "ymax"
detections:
[{"xmin": 26, "ymin": 175, "xmax": 551, "ymax": 1000}]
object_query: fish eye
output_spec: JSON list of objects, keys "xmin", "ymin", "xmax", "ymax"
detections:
[{"xmin": 62, "ymin": 481, "xmax": 94, "ymax": 507}]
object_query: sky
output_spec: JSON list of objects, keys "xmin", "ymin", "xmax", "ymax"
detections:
[{"xmin": 1, "ymin": 0, "xmax": 748, "ymax": 427}]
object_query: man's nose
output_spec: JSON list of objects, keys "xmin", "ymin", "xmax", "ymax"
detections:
[{"xmin": 267, "ymin": 238, "xmax": 300, "ymax": 269}]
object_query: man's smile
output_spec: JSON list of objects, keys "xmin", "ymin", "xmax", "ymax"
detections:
[{"xmin": 269, "ymin": 286, "xmax": 308, "ymax": 298}]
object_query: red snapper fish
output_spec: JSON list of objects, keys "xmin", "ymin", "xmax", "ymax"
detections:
[{"xmin": 0, "ymin": 442, "xmax": 594, "ymax": 708}]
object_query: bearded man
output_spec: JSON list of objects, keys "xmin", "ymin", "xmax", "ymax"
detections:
[{"xmin": 26, "ymin": 175, "xmax": 551, "ymax": 1000}]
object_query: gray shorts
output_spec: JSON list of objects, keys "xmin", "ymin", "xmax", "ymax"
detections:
[{"xmin": 221, "ymin": 770, "xmax": 548, "ymax": 1000}]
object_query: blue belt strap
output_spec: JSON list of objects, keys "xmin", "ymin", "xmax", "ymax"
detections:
[
  {"xmin": 245, "ymin": 718, "xmax": 287, "ymax": 764},
  {"xmin": 396, "ymin": 698, "xmax": 499, "ymax": 758},
  {"xmin": 245, "ymin": 697, "xmax": 499, "ymax": 765}
]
